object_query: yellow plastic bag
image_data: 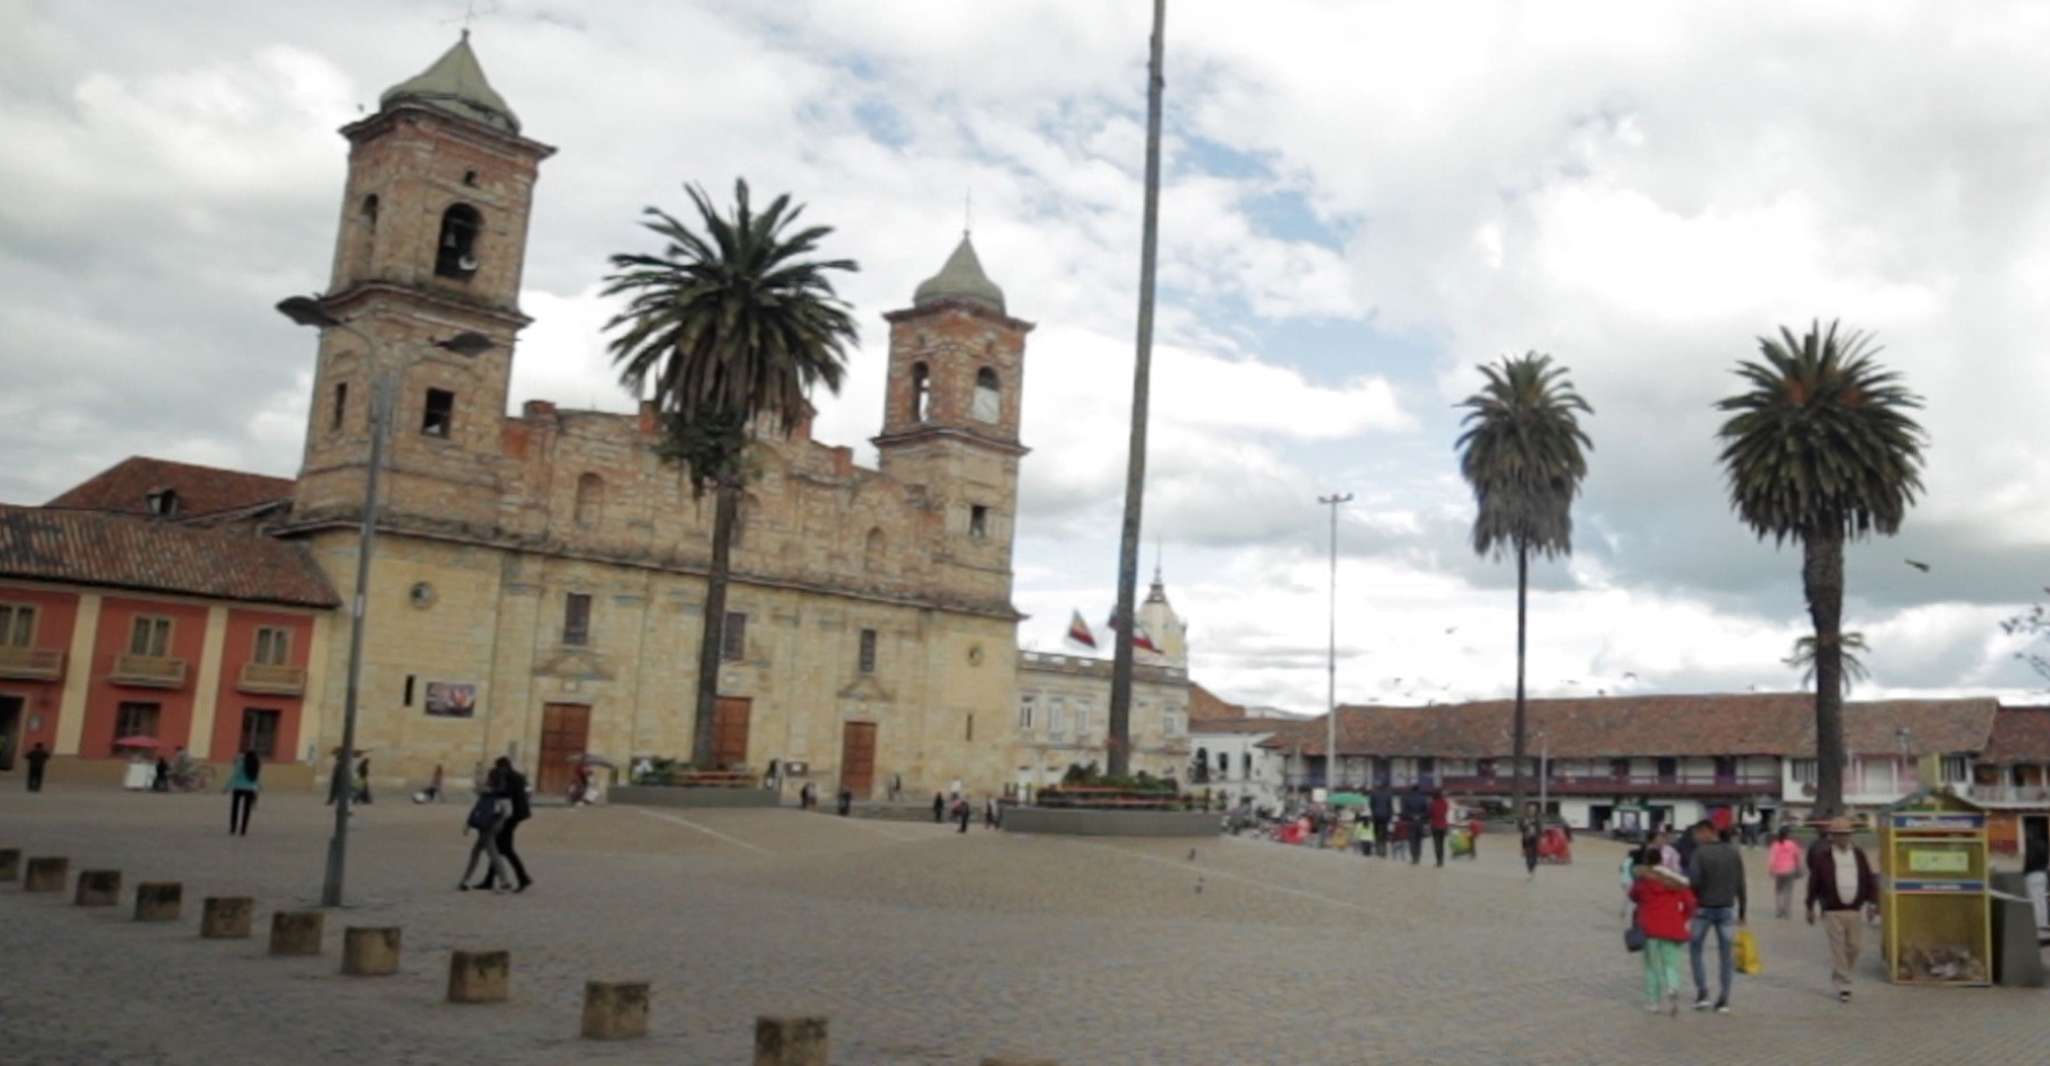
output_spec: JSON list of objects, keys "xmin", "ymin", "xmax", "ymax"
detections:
[{"xmin": 1734, "ymin": 929, "xmax": 1763, "ymax": 975}]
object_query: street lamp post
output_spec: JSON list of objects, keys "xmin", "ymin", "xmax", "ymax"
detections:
[
  {"xmin": 1538, "ymin": 730, "xmax": 1550, "ymax": 822},
  {"xmin": 1318, "ymin": 493, "xmax": 1352, "ymax": 795},
  {"xmin": 276, "ymin": 295, "xmax": 492, "ymax": 907}
]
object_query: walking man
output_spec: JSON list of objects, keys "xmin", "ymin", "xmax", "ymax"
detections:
[
  {"xmin": 1685, "ymin": 819, "xmax": 1747, "ymax": 1013},
  {"xmin": 1368, "ymin": 783, "xmax": 1393, "ymax": 858},
  {"xmin": 1807, "ymin": 817, "xmax": 1878, "ymax": 1002},
  {"xmin": 1428, "ymin": 789, "xmax": 1451, "ymax": 867},
  {"xmin": 478, "ymin": 757, "xmax": 533, "ymax": 892},
  {"xmin": 24, "ymin": 741, "xmax": 49, "ymax": 792},
  {"xmin": 1401, "ymin": 784, "xmax": 1430, "ymax": 866}
]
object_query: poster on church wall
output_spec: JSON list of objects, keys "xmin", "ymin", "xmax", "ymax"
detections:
[{"xmin": 424, "ymin": 682, "xmax": 477, "ymax": 718}]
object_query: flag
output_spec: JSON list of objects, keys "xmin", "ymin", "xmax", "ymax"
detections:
[
  {"xmin": 1066, "ymin": 610, "xmax": 1097, "ymax": 649},
  {"xmin": 1105, "ymin": 608, "xmax": 1161, "ymax": 653}
]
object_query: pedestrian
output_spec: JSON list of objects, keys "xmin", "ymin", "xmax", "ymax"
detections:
[
  {"xmin": 1389, "ymin": 815, "xmax": 1410, "ymax": 862},
  {"xmin": 984, "ymin": 796, "xmax": 998, "ymax": 828},
  {"xmin": 477, "ymin": 757, "xmax": 533, "ymax": 892},
  {"xmin": 889, "ymin": 772, "xmax": 902, "ymax": 802},
  {"xmin": 933, "ymin": 791, "xmax": 945, "ymax": 823},
  {"xmin": 458, "ymin": 767, "xmax": 513, "ymax": 893},
  {"xmin": 1428, "ymin": 789, "xmax": 1451, "ymax": 867},
  {"xmin": 1648, "ymin": 826, "xmax": 1683, "ymax": 872},
  {"xmin": 427, "ymin": 763, "xmax": 444, "ymax": 802},
  {"xmin": 1518, "ymin": 803, "xmax": 1542, "ymax": 879},
  {"xmin": 1685, "ymin": 819, "xmax": 1747, "ymax": 1013},
  {"xmin": 1353, "ymin": 815, "xmax": 1375, "ymax": 857},
  {"xmin": 1807, "ymin": 817, "xmax": 1879, "ymax": 1003},
  {"xmin": 800, "ymin": 780, "xmax": 816, "ymax": 811},
  {"xmin": 1401, "ymin": 784, "xmax": 1430, "ymax": 866},
  {"xmin": 152, "ymin": 755, "xmax": 169, "ymax": 792},
  {"xmin": 838, "ymin": 788, "xmax": 853, "ymax": 816},
  {"xmin": 1630, "ymin": 863, "xmax": 1698, "ymax": 1016},
  {"xmin": 1369, "ymin": 783, "xmax": 1393, "ymax": 858},
  {"xmin": 354, "ymin": 756, "xmax": 372, "ymax": 804},
  {"xmin": 2024, "ymin": 822, "xmax": 2049, "ymax": 935},
  {"xmin": 955, "ymin": 795, "xmax": 971, "ymax": 833},
  {"xmin": 23, "ymin": 741, "xmax": 49, "ymax": 792},
  {"xmin": 1769, "ymin": 826, "xmax": 1804, "ymax": 919},
  {"xmin": 1674, "ymin": 817, "xmax": 1705, "ymax": 870},
  {"xmin": 1739, "ymin": 805, "xmax": 1762, "ymax": 847},
  {"xmin": 226, "ymin": 750, "xmax": 261, "ymax": 836}
]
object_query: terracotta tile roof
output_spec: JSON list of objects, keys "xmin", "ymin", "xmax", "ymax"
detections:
[
  {"xmin": 1189, "ymin": 682, "xmax": 1248, "ymax": 724},
  {"xmin": 1263, "ymin": 693, "xmax": 1999, "ymax": 759},
  {"xmin": 1194, "ymin": 716, "xmax": 1305, "ymax": 736},
  {"xmin": 1983, "ymin": 706, "xmax": 2050, "ymax": 764},
  {"xmin": 0, "ymin": 505, "xmax": 338, "ymax": 608},
  {"xmin": 45, "ymin": 456, "xmax": 294, "ymax": 519}
]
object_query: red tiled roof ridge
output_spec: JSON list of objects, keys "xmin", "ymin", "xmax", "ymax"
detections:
[
  {"xmin": 44, "ymin": 455, "xmax": 295, "ymax": 517},
  {"xmin": 0, "ymin": 504, "xmax": 337, "ymax": 608}
]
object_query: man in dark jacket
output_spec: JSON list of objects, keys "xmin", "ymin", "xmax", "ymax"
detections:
[
  {"xmin": 1368, "ymin": 784, "xmax": 1393, "ymax": 858},
  {"xmin": 1401, "ymin": 785, "xmax": 1431, "ymax": 866},
  {"xmin": 24, "ymin": 741, "xmax": 49, "ymax": 792},
  {"xmin": 1806, "ymin": 817, "xmax": 1878, "ymax": 1002},
  {"xmin": 1685, "ymin": 820, "xmax": 1747, "ymax": 1012},
  {"xmin": 478, "ymin": 757, "xmax": 533, "ymax": 892}
]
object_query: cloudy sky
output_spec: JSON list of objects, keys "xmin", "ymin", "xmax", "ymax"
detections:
[{"xmin": 7, "ymin": 0, "xmax": 2050, "ymax": 710}]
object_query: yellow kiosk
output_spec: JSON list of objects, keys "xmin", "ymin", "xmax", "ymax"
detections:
[{"xmin": 1879, "ymin": 795, "xmax": 1991, "ymax": 986}]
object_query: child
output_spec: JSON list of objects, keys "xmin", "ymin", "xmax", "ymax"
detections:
[{"xmin": 1628, "ymin": 863, "xmax": 1698, "ymax": 1016}]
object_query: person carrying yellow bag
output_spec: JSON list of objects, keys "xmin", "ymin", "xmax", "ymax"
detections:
[{"xmin": 1734, "ymin": 928, "xmax": 1763, "ymax": 975}]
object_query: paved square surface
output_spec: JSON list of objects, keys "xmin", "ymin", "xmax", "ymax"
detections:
[{"xmin": 2, "ymin": 784, "xmax": 2046, "ymax": 1064}]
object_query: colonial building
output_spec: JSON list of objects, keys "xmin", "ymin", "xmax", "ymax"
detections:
[{"xmin": 1186, "ymin": 681, "xmax": 1297, "ymax": 813}]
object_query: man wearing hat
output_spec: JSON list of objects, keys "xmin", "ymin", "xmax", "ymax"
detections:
[{"xmin": 1806, "ymin": 817, "xmax": 1878, "ymax": 1003}]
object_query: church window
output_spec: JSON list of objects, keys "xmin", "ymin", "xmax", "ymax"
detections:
[
  {"xmin": 434, "ymin": 204, "xmax": 482, "ymax": 279},
  {"xmin": 721, "ymin": 611, "xmax": 747, "ymax": 661},
  {"xmin": 863, "ymin": 528, "xmax": 885, "ymax": 573},
  {"xmin": 858, "ymin": 628, "xmax": 877, "ymax": 674},
  {"xmin": 574, "ymin": 473, "xmax": 604, "ymax": 527},
  {"xmin": 969, "ymin": 505, "xmax": 988, "ymax": 540},
  {"xmin": 462, "ymin": 169, "xmax": 478, "ymax": 187},
  {"xmin": 331, "ymin": 382, "xmax": 348, "ymax": 432},
  {"xmin": 1048, "ymin": 698, "xmax": 1066, "ymax": 737},
  {"xmin": 422, "ymin": 388, "xmax": 455, "ymax": 438},
  {"xmin": 563, "ymin": 593, "xmax": 591, "ymax": 646},
  {"xmin": 972, "ymin": 367, "xmax": 1000, "ymax": 423},
  {"xmin": 1017, "ymin": 695, "xmax": 1036, "ymax": 731},
  {"xmin": 910, "ymin": 362, "xmax": 931, "ymax": 422}
]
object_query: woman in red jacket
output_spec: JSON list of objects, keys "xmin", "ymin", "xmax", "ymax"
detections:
[{"xmin": 1629, "ymin": 863, "xmax": 1699, "ymax": 1016}]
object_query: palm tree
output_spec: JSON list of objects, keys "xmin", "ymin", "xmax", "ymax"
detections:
[
  {"xmin": 1456, "ymin": 352, "xmax": 1594, "ymax": 818},
  {"xmin": 1716, "ymin": 320, "xmax": 1925, "ymax": 817},
  {"xmin": 602, "ymin": 180, "xmax": 859, "ymax": 770},
  {"xmin": 1784, "ymin": 631, "xmax": 1871, "ymax": 693}
]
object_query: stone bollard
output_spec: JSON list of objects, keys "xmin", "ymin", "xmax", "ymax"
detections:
[
  {"xmin": 580, "ymin": 981, "xmax": 650, "ymax": 1040},
  {"xmin": 754, "ymin": 1016, "xmax": 829, "ymax": 1066},
  {"xmin": 0, "ymin": 848, "xmax": 19, "ymax": 882},
  {"xmin": 134, "ymin": 882, "xmax": 183, "ymax": 922},
  {"xmin": 23, "ymin": 857, "xmax": 67, "ymax": 892},
  {"xmin": 268, "ymin": 910, "xmax": 324, "ymax": 956},
  {"xmin": 74, "ymin": 869, "xmax": 120, "ymax": 907},
  {"xmin": 341, "ymin": 927, "xmax": 401, "ymax": 976},
  {"xmin": 200, "ymin": 897, "xmax": 254, "ymax": 938},
  {"xmin": 447, "ymin": 950, "xmax": 509, "ymax": 1003}
]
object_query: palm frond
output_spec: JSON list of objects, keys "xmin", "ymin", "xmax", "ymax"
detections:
[{"xmin": 1454, "ymin": 351, "xmax": 1595, "ymax": 560}]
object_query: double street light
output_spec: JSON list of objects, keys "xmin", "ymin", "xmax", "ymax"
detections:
[{"xmin": 276, "ymin": 294, "xmax": 493, "ymax": 908}]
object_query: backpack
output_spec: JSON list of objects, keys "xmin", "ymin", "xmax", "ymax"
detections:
[{"xmin": 465, "ymin": 793, "xmax": 499, "ymax": 831}]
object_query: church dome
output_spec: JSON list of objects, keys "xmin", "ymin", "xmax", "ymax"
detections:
[
  {"xmin": 913, "ymin": 233, "xmax": 1005, "ymax": 314},
  {"xmin": 379, "ymin": 32, "xmax": 522, "ymax": 136}
]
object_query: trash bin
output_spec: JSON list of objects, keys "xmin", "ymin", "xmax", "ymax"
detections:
[{"xmin": 1991, "ymin": 872, "xmax": 2046, "ymax": 988}]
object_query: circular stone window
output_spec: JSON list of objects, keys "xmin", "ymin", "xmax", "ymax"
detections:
[
  {"xmin": 408, "ymin": 581, "xmax": 436, "ymax": 609},
  {"xmin": 966, "ymin": 643, "xmax": 985, "ymax": 666}
]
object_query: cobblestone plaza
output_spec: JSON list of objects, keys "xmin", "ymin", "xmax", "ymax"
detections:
[{"xmin": 3, "ymin": 786, "xmax": 2046, "ymax": 1064}]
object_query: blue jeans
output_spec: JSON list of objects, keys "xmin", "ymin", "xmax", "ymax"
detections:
[{"xmin": 1690, "ymin": 906, "xmax": 1736, "ymax": 1002}]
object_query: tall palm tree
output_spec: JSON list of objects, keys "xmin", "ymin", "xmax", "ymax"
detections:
[
  {"xmin": 602, "ymin": 179, "xmax": 859, "ymax": 770},
  {"xmin": 1716, "ymin": 320, "xmax": 1925, "ymax": 817},
  {"xmin": 1784, "ymin": 631, "xmax": 1871, "ymax": 694},
  {"xmin": 1456, "ymin": 352, "xmax": 1594, "ymax": 819}
]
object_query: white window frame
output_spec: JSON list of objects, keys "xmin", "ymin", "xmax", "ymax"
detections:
[
  {"xmin": 1017, "ymin": 695, "xmax": 1036, "ymax": 731},
  {"xmin": 1048, "ymin": 697, "xmax": 1067, "ymax": 738},
  {"xmin": 1941, "ymin": 755, "xmax": 1969, "ymax": 784},
  {"xmin": 1791, "ymin": 758, "xmax": 1818, "ymax": 785}
]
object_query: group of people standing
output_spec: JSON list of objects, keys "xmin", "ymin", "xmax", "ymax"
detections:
[
  {"xmin": 1359, "ymin": 783, "xmax": 1457, "ymax": 865},
  {"xmin": 1626, "ymin": 816, "xmax": 1879, "ymax": 1016}
]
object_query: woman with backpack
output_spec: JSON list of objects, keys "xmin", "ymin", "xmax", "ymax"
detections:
[
  {"xmin": 458, "ymin": 766, "xmax": 513, "ymax": 893},
  {"xmin": 1628, "ymin": 863, "xmax": 1698, "ymax": 1016}
]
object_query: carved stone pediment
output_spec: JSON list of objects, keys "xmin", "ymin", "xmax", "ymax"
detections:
[{"xmin": 836, "ymin": 674, "xmax": 893, "ymax": 703}]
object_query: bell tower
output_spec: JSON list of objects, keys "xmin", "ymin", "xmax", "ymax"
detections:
[
  {"xmin": 876, "ymin": 233, "xmax": 1031, "ymax": 606},
  {"xmin": 293, "ymin": 33, "xmax": 555, "ymax": 531}
]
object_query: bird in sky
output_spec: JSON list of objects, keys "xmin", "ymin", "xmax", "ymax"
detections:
[
  {"xmin": 1623, "ymin": 672, "xmax": 1639, "ymax": 681},
  {"xmin": 1905, "ymin": 559, "xmax": 1931, "ymax": 573},
  {"xmin": 1444, "ymin": 626, "xmax": 1459, "ymax": 635}
]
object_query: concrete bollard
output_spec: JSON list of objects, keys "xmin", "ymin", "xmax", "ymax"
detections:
[
  {"xmin": 0, "ymin": 848, "xmax": 19, "ymax": 882},
  {"xmin": 268, "ymin": 910, "xmax": 324, "ymax": 956},
  {"xmin": 447, "ymin": 950, "xmax": 510, "ymax": 1003},
  {"xmin": 580, "ymin": 981, "xmax": 650, "ymax": 1040},
  {"xmin": 341, "ymin": 927, "xmax": 402, "ymax": 976},
  {"xmin": 134, "ymin": 882, "xmax": 182, "ymax": 922},
  {"xmin": 23, "ymin": 856, "xmax": 67, "ymax": 892},
  {"xmin": 74, "ymin": 869, "xmax": 120, "ymax": 907},
  {"xmin": 200, "ymin": 897, "xmax": 254, "ymax": 938},
  {"xmin": 754, "ymin": 1016, "xmax": 829, "ymax": 1066}
]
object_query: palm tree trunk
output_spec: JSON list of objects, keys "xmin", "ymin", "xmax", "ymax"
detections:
[
  {"xmin": 1804, "ymin": 527, "xmax": 1847, "ymax": 816},
  {"xmin": 1511, "ymin": 542, "xmax": 1529, "ymax": 817},
  {"xmin": 1107, "ymin": 0, "xmax": 1168, "ymax": 780},
  {"xmin": 692, "ymin": 481, "xmax": 739, "ymax": 770}
]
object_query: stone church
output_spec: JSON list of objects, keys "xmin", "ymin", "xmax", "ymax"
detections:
[{"xmin": 1, "ymin": 34, "xmax": 1195, "ymax": 798}]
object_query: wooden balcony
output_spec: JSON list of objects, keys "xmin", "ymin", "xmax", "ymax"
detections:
[
  {"xmin": 236, "ymin": 662, "xmax": 306, "ymax": 696},
  {"xmin": 109, "ymin": 653, "xmax": 187, "ymax": 689},
  {"xmin": 0, "ymin": 646, "xmax": 64, "ymax": 681},
  {"xmin": 1438, "ymin": 773, "xmax": 1783, "ymax": 798}
]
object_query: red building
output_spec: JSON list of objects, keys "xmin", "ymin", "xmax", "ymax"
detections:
[{"xmin": 0, "ymin": 473, "xmax": 336, "ymax": 786}]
